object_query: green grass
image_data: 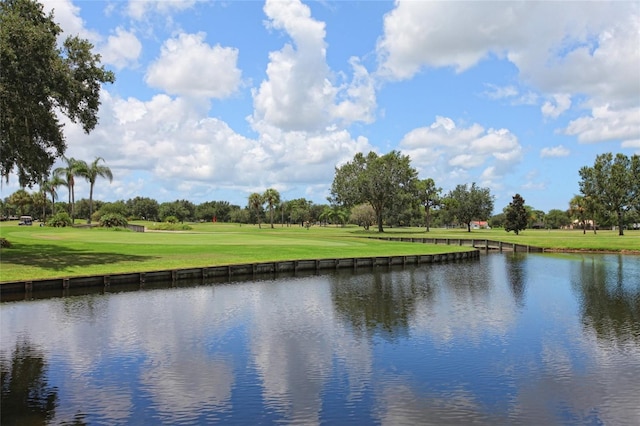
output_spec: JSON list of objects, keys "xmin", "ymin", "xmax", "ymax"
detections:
[
  {"xmin": 1, "ymin": 221, "xmax": 638, "ymax": 282},
  {"xmin": 0, "ymin": 222, "xmax": 469, "ymax": 282},
  {"xmin": 353, "ymin": 227, "xmax": 640, "ymax": 252}
]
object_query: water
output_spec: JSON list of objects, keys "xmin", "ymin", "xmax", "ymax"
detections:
[{"xmin": 1, "ymin": 253, "xmax": 639, "ymax": 425}]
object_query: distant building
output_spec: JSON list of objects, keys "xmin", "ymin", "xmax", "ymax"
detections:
[{"xmin": 470, "ymin": 221, "xmax": 490, "ymax": 230}]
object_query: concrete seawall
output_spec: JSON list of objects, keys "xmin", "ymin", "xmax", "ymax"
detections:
[
  {"xmin": 371, "ymin": 237, "xmax": 545, "ymax": 253},
  {"xmin": 1, "ymin": 250, "xmax": 480, "ymax": 296}
]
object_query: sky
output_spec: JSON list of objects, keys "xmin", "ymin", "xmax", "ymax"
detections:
[{"xmin": 2, "ymin": 0, "xmax": 639, "ymax": 213}]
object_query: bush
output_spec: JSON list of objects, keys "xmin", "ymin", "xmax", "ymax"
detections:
[
  {"xmin": 0, "ymin": 238, "xmax": 11, "ymax": 248},
  {"xmin": 164, "ymin": 215, "xmax": 179, "ymax": 224},
  {"xmin": 147, "ymin": 222, "xmax": 192, "ymax": 231},
  {"xmin": 99, "ymin": 213, "xmax": 128, "ymax": 228},
  {"xmin": 47, "ymin": 212, "xmax": 72, "ymax": 227}
]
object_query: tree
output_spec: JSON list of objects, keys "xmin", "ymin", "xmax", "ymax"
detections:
[
  {"xmin": 443, "ymin": 183, "xmax": 494, "ymax": 232},
  {"xmin": 417, "ymin": 178, "xmax": 441, "ymax": 232},
  {"xmin": 350, "ymin": 204, "xmax": 376, "ymax": 230},
  {"xmin": 287, "ymin": 198, "xmax": 312, "ymax": 225},
  {"xmin": 546, "ymin": 209, "xmax": 571, "ymax": 229},
  {"xmin": 158, "ymin": 201, "xmax": 190, "ymax": 223},
  {"xmin": 330, "ymin": 151, "xmax": 418, "ymax": 232},
  {"xmin": 579, "ymin": 153, "xmax": 639, "ymax": 236},
  {"xmin": 41, "ymin": 175, "xmax": 64, "ymax": 218},
  {"xmin": 263, "ymin": 188, "xmax": 280, "ymax": 228},
  {"xmin": 569, "ymin": 195, "xmax": 588, "ymax": 234},
  {"xmin": 54, "ymin": 157, "xmax": 86, "ymax": 223},
  {"xmin": 0, "ymin": 0, "xmax": 115, "ymax": 187},
  {"xmin": 248, "ymin": 193, "xmax": 264, "ymax": 228},
  {"xmin": 7, "ymin": 189, "xmax": 32, "ymax": 216},
  {"xmin": 81, "ymin": 157, "xmax": 112, "ymax": 224},
  {"xmin": 126, "ymin": 196, "xmax": 159, "ymax": 221},
  {"xmin": 504, "ymin": 194, "xmax": 528, "ymax": 235}
]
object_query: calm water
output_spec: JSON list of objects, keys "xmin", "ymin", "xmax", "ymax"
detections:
[{"xmin": 1, "ymin": 253, "xmax": 639, "ymax": 425}]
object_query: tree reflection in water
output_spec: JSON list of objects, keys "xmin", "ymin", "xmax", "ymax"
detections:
[
  {"xmin": 330, "ymin": 269, "xmax": 419, "ymax": 341},
  {"xmin": 573, "ymin": 255, "xmax": 640, "ymax": 344},
  {"xmin": 0, "ymin": 339, "xmax": 58, "ymax": 426},
  {"xmin": 506, "ymin": 253, "xmax": 527, "ymax": 309}
]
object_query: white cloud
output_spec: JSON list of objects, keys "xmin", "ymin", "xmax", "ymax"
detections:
[
  {"xmin": 41, "ymin": 0, "xmax": 97, "ymax": 42},
  {"xmin": 400, "ymin": 117, "xmax": 522, "ymax": 190},
  {"xmin": 377, "ymin": 1, "xmax": 640, "ymax": 145},
  {"xmin": 145, "ymin": 32, "xmax": 241, "ymax": 99},
  {"xmin": 540, "ymin": 145, "xmax": 570, "ymax": 158},
  {"xmin": 126, "ymin": 0, "xmax": 199, "ymax": 21},
  {"xmin": 541, "ymin": 94, "xmax": 571, "ymax": 119},
  {"xmin": 562, "ymin": 104, "xmax": 640, "ymax": 145},
  {"xmin": 483, "ymin": 84, "xmax": 519, "ymax": 100},
  {"xmin": 252, "ymin": 0, "xmax": 376, "ymax": 132},
  {"xmin": 100, "ymin": 27, "xmax": 142, "ymax": 70},
  {"xmin": 58, "ymin": 87, "xmax": 372, "ymax": 203},
  {"xmin": 332, "ymin": 57, "xmax": 377, "ymax": 125}
]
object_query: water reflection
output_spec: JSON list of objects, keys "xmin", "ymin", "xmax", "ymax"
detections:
[
  {"xmin": 0, "ymin": 338, "xmax": 59, "ymax": 425},
  {"xmin": 506, "ymin": 253, "xmax": 527, "ymax": 308},
  {"xmin": 572, "ymin": 255, "xmax": 640, "ymax": 344},
  {"xmin": 1, "ymin": 254, "xmax": 639, "ymax": 425}
]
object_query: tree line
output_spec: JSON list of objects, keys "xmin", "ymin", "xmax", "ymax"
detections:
[{"xmin": 2, "ymin": 151, "xmax": 638, "ymax": 234}]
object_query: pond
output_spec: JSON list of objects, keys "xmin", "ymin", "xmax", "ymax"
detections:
[{"xmin": 1, "ymin": 253, "xmax": 639, "ymax": 425}]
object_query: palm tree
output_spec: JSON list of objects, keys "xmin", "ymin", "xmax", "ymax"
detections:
[
  {"xmin": 54, "ymin": 157, "xmax": 87, "ymax": 224},
  {"xmin": 569, "ymin": 195, "xmax": 587, "ymax": 234},
  {"xmin": 248, "ymin": 192, "xmax": 264, "ymax": 228},
  {"xmin": 40, "ymin": 175, "xmax": 64, "ymax": 221},
  {"xmin": 263, "ymin": 188, "xmax": 280, "ymax": 228},
  {"xmin": 81, "ymin": 157, "xmax": 113, "ymax": 224}
]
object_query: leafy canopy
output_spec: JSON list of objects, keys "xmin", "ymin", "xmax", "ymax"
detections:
[
  {"xmin": 0, "ymin": 0, "xmax": 115, "ymax": 186},
  {"xmin": 330, "ymin": 150, "xmax": 418, "ymax": 232},
  {"xmin": 504, "ymin": 193, "xmax": 528, "ymax": 235}
]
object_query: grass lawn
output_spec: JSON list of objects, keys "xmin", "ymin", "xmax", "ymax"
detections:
[
  {"xmin": 353, "ymin": 227, "xmax": 640, "ymax": 252},
  {"xmin": 1, "ymin": 221, "xmax": 638, "ymax": 282},
  {"xmin": 0, "ymin": 221, "xmax": 470, "ymax": 282}
]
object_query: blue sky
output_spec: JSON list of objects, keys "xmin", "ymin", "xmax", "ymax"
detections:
[{"xmin": 3, "ymin": 0, "xmax": 639, "ymax": 212}]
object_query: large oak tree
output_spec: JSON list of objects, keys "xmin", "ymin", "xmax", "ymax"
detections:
[
  {"xmin": 444, "ymin": 182, "xmax": 494, "ymax": 232},
  {"xmin": 579, "ymin": 153, "xmax": 640, "ymax": 236},
  {"xmin": 0, "ymin": 0, "xmax": 115, "ymax": 186},
  {"xmin": 330, "ymin": 151, "xmax": 417, "ymax": 232}
]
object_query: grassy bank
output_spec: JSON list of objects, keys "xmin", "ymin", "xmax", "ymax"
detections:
[
  {"xmin": 1, "ymin": 222, "xmax": 638, "ymax": 282},
  {"xmin": 0, "ymin": 222, "xmax": 470, "ymax": 282},
  {"xmin": 352, "ymin": 227, "xmax": 640, "ymax": 252}
]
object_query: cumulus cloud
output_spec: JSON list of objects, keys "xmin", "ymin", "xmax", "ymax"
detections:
[
  {"xmin": 126, "ymin": 0, "xmax": 199, "ymax": 21},
  {"xmin": 562, "ymin": 104, "xmax": 640, "ymax": 145},
  {"xmin": 99, "ymin": 27, "xmax": 142, "ymax": 70},
  {"xmin": 377, "ymin": 1, "xmax": 640, "ymax": 146},
  {"xmin": 145, "ymin": 32, "xmax": 241, "ymax": 99},
  {"xmin": 540, "ymin": 145, "xmax": 570, "ymax": 158},
  {"xmin": 541, "ymin": 94, "xmax": 571, "ymax": 119},
  {"xmin": 41, "ymin": 0, "xmax": 98, "ymax": 42},
  {"xmin": 399, "ymin": 116, "xmax": 522, "ymax": 188},
  {"xmin": 252, "ymin": 0, "xmax": 376, "ymax": 132},
  {"xmin": 59, "ymin": 86, "xmax": 372, "ymax": 202}
]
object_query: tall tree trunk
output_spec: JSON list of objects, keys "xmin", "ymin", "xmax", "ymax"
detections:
[
  {"xmin": 425, "ymin": 206, "xmax": 430, "ymax": 232},
  {"xmin": 88, "ymin": 182, "xmax": 95, "ymax": 224},
  {"xmin": 467, "ymin": 222, "xmax": 471, "ymax": 232},
  {"xmin": 377, "ymin": 210, "xmax": 384, "ymax": 232},
  {"xmin": 618, "ymin": 211, "xmax": 624, "ymax": 236}
]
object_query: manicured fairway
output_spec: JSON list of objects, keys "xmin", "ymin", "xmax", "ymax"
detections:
[
  {"xmin": 1, "ymin": 222, "xmax": 638, "ymax": 282},
  {"xmin": 0, "ymin": 222, "xmax": 470, "ymax": 282}
]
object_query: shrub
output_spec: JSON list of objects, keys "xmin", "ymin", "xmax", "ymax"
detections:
[
  {"xmin": 0, "ymin": 238, "xmax": 11, "ymax": 248},
  {"xmin": 164, "ymin": 215, "xmax": 179, "ymax": 224},
  {"xmin": 99, "ymin": 213, "xmax": 128, "ymax": 228},
  {"xmin": 47, "ymin": 212, "xmax": 72, "ymax": 227},
  {"xmin": 147, "ymin": 223, "xmax": 192, "ymax": 231}
]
